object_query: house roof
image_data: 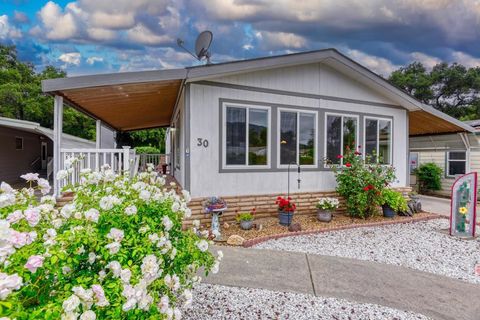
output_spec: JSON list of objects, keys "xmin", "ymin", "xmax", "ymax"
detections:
[
  {"xmin": 42, "ymin": 48, "xmax": 474, "ymax": 135},
  {"xmin": 0, "ymin": 116, "xmax": 95, "ymax": 147}
]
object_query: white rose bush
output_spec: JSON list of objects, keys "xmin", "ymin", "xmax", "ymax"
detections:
[{"xmin": 0, "ymin": 162, "xmax": 220, "ymax": 319}]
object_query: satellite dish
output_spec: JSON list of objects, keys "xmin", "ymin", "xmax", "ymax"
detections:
[
  {"xmin": 177, "ymin": 30, "xmax": 213, "ymax": 64},
  {"xmin": 195, "ymin": 30, "xmax": 213, "ymax": 62}
]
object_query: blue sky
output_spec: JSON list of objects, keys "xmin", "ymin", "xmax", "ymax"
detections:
[{"xmin": 1, "ymin": 0, "xmax": 480, "ymax": 77}]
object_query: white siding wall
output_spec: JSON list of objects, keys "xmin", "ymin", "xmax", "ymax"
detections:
[
  {"xmin": 417, "ymin": 151, "xmax": 453, "ymax": 193},
  {"xmin": 187, "ymin": 64, "xmax": 408, "ymax": 198}
]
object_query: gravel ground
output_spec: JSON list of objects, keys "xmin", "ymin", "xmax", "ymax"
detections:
[
  {"xmin": 254, "ymin": 219, "xmax": 480, "ymax": 284},
  {"xmin": 184, "ymin": 284, "xmax": 431, "ymax": 320}
]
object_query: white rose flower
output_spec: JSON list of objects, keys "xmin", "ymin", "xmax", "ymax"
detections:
[
  {"xmin": 62, "ymin": 294, "xmax": 80, "ymax": 313},
  {"xmin": 122, "ymin": 298, "xmax": 137, "ymax": 312},
  {"xmin": 171, "ymin": 202, "xmax": 180, "ymax": 212},
  {"xmin": 88, "ymin": 252, "xmax": 96, "ymax": 264},
  {"xmin": 162, "ymin": 216, "xmax": 173, "ymax": 231},
  {"xmin": 124, "ymin": 205, "xmax": 137, "ymax": 216},
  {"xmin": 183, "ymin": 289, "xmax": 193, "ymax": 306},
  {"xmin": 120, "ymin": 269, "xmax": 131, "ymax": 283},
  {"xmin": 139, "ymin": 190, "xmax": 151, "ymax": 201},
  {"xmin": 211, "ymin": 261, "xmax": 220, "ymax": 274},
  {"xmin": 56, "ymin": 170, "xmax": 68, "ymax": 180},
  {"xmin": 79, "ymin": 310, "xmax": 96, "ymax": 320},
  {"xmin": 158, "ymin": 295, "xmax": 169, "ymax": 313},
  {"xmin": 61, "ymin": 204, "xmax": 75, "ymax": 219},
  {"xmin": 196, "ymin": 239, "xmax": 208, "ymax": 252},
  {"xmin": 107, "ymin": 228, "xmax": 124, "ymax": 242},
  {"xmin": 61, "ymin": 312, "xmax": 79, "ymax": 320},
  {"xmin": 105, "ymin": 242, "xmax": 121, "ymax": 254},
  {"xmin": 84, "ymin": 209, "xmax": 99, "ymax": 223},
  {"xmin": 107, "ymin": 261, "xmax": 121, "ymax": 277},
  {"xmin": 0, "ymin": 182, "xmax": 14, "ymax": 193},
  {"xmin": 148, "ymin": 233, "xmax": 159, "ymax": 243}
]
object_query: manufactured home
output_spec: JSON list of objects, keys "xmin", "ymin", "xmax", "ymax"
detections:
[
  {"xmin": 0, "ymin": 116, "xmax": 108, "ymax": 185},
  {"xmin": 41, "ymin": 49, "xmax": 473, "ymax": 221},
  {"xmin": 410, "ymin": 120, "xmax": 480, "ymax": 196}
]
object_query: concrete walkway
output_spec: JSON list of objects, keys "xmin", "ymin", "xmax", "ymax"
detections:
[{"xmin": 206, "ymin": 246, "xmax": 480, "ymax": 320}]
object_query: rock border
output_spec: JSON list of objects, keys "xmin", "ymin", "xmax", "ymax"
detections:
[{"xmin": 243, "ymin": 214, "xmax": 445, "ymax": 247}]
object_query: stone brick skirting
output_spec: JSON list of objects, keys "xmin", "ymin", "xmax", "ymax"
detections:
[
  {"xmin": 242, "ymin": 214, "xmax": 443, "ymax": 247},
  {"xmin": 185, "ymin": 187, "xmax": 412, "ymax": 227}
]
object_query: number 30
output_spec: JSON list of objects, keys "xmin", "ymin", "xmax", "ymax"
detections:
[{"xmin": 197, "ymin": 138, "xmax": 209, "ymax": 148}]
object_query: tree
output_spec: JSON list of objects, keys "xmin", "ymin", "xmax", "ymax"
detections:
[
  {"xmin": 389, "ymin": 61, "xmax": 480, "ymax": 119},
  {"xmin": 116, "ymin": 128, "xmax": 166, "ymax": 153},
  {"xmin": 0, "ymin": 45, "xmax": 95, "ymax": 140}
]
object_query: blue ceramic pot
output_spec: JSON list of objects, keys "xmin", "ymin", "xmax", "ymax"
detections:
[
  {"xmin": 382, "ymin": 205, "xmax": 396, "ymax": 218},
  {"xmin": 279, "ymin": 211, "xmax": 294, "ymax": 226}
]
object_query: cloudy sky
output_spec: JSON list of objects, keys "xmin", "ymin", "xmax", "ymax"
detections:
[{"xmin": 1, "ymin": 0, "xmax": 480, "ymax": 77}]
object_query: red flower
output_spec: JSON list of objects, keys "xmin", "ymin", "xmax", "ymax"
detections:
[
  {"xmin": 354, "ymin": 151, "xmax": 361, "ymax": 155},
  {"xmin": 337, "ymin": 155, "xmax": 343, "ymax": 159},
  {"xmin": 345, "ymin": 162, "xmax": 352, "ymax": 167},
  {"xmin": 363, "ymin": 184, "xmax": 374, "ymax": 191}
]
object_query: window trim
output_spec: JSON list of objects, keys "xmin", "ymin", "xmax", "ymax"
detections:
[
  {"xmin": 222, "ymin": 102, "xmax": 271, "ymax": 170},
  {"xmin": 15, "ymin": 136, "xmax": 23, "ymax": 151},
  {"xmin": 277, "ymin": 107, "xmax": 318, "ymax": 169},
  {"xmin": 363, "ymin": 116, "xmax": 393, "ymax": 165},
  {"xmin": 323, "ymin": 112, "xmax": 360, "ymax": 167},
  {"xmin": 446, "ymin": 150, "xmax": 467, "ymax": 178}
]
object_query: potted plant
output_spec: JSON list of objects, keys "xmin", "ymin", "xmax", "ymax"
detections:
[
  {"xmin": 316, "ymin": 197, "xmax": 339, "ymax": 222},
  {"xmin": 236, "ymin": 209, "xmax": 255, "ymax": 230},
  {"xmin": 381, "ymin": 189, "xmax": 408, "ymax": 218},
  {"xmin": 276, "ymin": 196, "xmax": 296, "ymax": 226}
]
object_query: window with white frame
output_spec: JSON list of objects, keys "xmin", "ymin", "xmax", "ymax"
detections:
[
  {"xmin": 224, "ymin": 104, "xmax": 269, "ymax": 167},
  {"xmin": 364, "ymin": 117, "xmax": 392, "ymax": 164},
  {"xmin": 325, "ymin": 114, "xmax": 358, "ymax": 165},
  {"xmin": 446, "ymin": 151, "xmax": 466, "ymax": 176},
  {"xmin": 279, "ymin": 110, "xmax": 316, "ymax": 166}
]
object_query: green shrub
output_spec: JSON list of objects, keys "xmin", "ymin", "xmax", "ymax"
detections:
[
  {"xmin": 332, "ymin": 146, "xmax": 396, "ymax": 219},
  {"xmin": 381, "ymin": 189, "xmax": 408, "ymax": 212},
  {"xmin": 135, "ymin": 146, "xmax": 161, "ymax": 154},
  {"xmin": 415, "ymin": 162, "xmax": 443, "ymax": 192},
  {"xmin": 236, "ymin": 212, "xmax": 253, "ymax": 222}
]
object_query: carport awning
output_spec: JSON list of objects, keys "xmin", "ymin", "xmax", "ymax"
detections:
[{"xmin": 42, "ymin": 69, "xmax": 187, "ymax": 131}]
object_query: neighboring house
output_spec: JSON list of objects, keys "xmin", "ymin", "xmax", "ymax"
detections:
[
  {"xmin": 41, "ymin": 49, "xmax": 473, "ymax": 222},
  {"xmin": 0, "ymin": 116, "xmax": 97, "ymax": 185},
  {"xmin": 409, "ymin": 120, "xmax": 480, "ymax": 196}
]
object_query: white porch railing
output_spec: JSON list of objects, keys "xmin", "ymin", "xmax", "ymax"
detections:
[
  {"xmin": 137, "ymin": 154, "xmax": 169, "ymax": 172},
  {"xmin": 59, "ymin": 146, "xmax": 135, "ymax": 189}
]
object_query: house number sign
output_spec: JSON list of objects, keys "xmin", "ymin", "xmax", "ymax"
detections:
[{"xmin": 197, "ymin": 138, "xmax": 209, "ymax": 148}]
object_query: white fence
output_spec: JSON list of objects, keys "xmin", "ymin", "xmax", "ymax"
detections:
[
  {"xmin": 59, "ymin": 146, "xmax": 135, "ymax": 189},
  {"xmin": 137, "ymin": 153, "xmax": 169, "ymax": 173}
]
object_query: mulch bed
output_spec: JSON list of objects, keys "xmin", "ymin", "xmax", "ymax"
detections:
[{"xmin": 212, "ymin": 212, "xmax": 441, "ymax": 247}]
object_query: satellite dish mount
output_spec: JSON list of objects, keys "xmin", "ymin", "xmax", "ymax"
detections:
[{"xmin": 177, "ymin": 30, "xmax": 213, "ymax": 64}]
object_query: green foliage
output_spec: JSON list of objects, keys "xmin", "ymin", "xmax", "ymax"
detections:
[
  {"xmin": 0, "ymin": 45, "xmax": 95, "ymax": 140},
  {"xmin": 135, "ymin": 146, "xmax": 161, "ymax": 154},
  {"xmin": 381, "ymin": 189, "xmax": 408, "ymax": 212},
  {"xmin": 389, "ymin": 61, "xmax": 480, "ymax": 119},
  {"xmin": 332, "ymin": 146, "xmax": 396, "ymax": 219},
  {"xmin": 117, "ymin": 129, "xmax": 166, "ymax": 152},
  {"xmin": 415, "ymin": 162, "xmax": 443, "ymax": 192},
  {"xmin": 235, "ymin": 212, "xmax": 253, "ymax": 222}
]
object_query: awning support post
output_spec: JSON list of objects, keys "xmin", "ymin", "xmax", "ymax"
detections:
[
  {"xmin": 96, "ymin": 120, "xmax": 101, "ymax": 149},
  {"xmin": 53, "ymin": 95, "xmax": 63, "ymax": 197}
]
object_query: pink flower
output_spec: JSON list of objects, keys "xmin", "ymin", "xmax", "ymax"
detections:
[
  {"xmin": 24, "ymin": 255, "xmax": 44, "ymax": 273},
  {"xmin": 24, "ymin": 208, "xmax": 41, "ymax": 227},
  {"xmin": 10, "ymin": 230, "xmax": 28, "ymax": 248}
]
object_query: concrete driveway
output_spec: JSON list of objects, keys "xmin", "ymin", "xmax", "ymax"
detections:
[{"xmin": 419, "ymin": 194, "xmax": 480, "ymax": 217}]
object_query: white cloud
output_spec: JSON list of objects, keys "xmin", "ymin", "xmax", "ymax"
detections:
[
  {"xmin": 346, "ymin": 49, "xmax": 400, "ymax": 76},
  {"xmin": 451, "ymin": 51, "xmax": 480, "ymax": 68},
  {"xmin": 59, "ymin": 52, "xmax": 81, "ymax": 66},
  {"xmin": 90, "ymin": 11, "xmax": 135, "ymax": 29},
  {"xmin": 37, "ymin": 1, "xmax": 77, "ymax": 40},
  {"xmin": 0, "ymin": 15, "xmax": 22, "ymax": 39},
  {"xmin": 257, "ymin": 31, "xmax": 307, "ymax": 50},
  {"xmin": 409, "ymin": 52, "xmax": 442, "ymax": 69},
  {"xmin": 87, "ymin": 27, "xmax": 116, "ymax": 41},
  {"xmin": 86, "ymin": 56, "xmax": 103, "ymax": 65},
  {"xmin": 126, "ymin": 24, "xmax": 172, "ymax": 45}
]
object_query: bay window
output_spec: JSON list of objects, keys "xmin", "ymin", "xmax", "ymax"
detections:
[
  {"xmin": 364, "ymin": 117, "xmax": 392, "ymax": 164},
  {"xmin": 325, "ymin": 114, "xmax": 358, "ymax": 165},
  {"xmin": 447, "ymin": 151, "xmax": 466, "ymax": 177},
  {"xmin": 279, "ymin": 110, "xmax": 316, "ymax": 166},
  {"xmin": 224, "ymin": 104, "xmax": 269, "ymax": 167}
]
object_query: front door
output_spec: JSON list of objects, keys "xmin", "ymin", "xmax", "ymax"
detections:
[{"xmin": 41, "ymin": 141, "xmax": 48, "ymax": 169}]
